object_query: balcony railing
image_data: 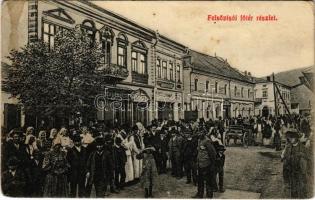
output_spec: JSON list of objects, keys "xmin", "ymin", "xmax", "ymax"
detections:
[
  {"xmin": 132, "ymin": 71, "xmax": 148, "ymax": 84},
  {"xmin": 97, "ymin": 63, "xmax": 129, "ymax": 80}
]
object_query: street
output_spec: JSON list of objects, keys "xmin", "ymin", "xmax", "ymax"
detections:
[{"xmin": 94, "ymin": 146, "xmax": 285, "ymax": 198}]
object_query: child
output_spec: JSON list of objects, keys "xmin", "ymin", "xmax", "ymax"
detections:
[
  {"xmin": 215, "ymin": 144, "xmax": 226, "ymax": 193},
  {"xmin": 137, "ymin": 145, "xmax": 158, "ymax": 198}
]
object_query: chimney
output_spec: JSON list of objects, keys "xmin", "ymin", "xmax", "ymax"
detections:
[
  {"xmin": 244, "ymin": 71, "xmax": 247, "ymax": 76},
  {"xmin": 248, "ymin": 72, "xmax": 251, "ymax": 76},
  {"xmin": 266, "ymin": 76, "xmax": 271, "ymax": 81}
]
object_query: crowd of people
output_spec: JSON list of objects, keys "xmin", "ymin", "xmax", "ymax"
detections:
[{"xmin": 1, "ymin": 112, "xmax": 313, "ymax": 198}]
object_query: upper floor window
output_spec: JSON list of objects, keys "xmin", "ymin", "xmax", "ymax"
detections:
[
  {"xmin": 176, "ymin": 64, "xmax": 181, "ymax": 82},
  {"xmin": 224, "ymin": 84, "xmax": 227, "ymax": 95},
  {"xmin": 241, "ymin": 87, "xmax": 244, "ymax": 98},
  {"xmin": 81, "ymin": 20, "xmax": 96, "ymax": 43},
  {"xmin": 157, "ymin": 59, "xmax": 161, "ymax": 78},
  {"xmin": 234, "ymin": 86, "xmax": 237, "ymax": 96},
  {"xmin": 100, "ymin": 28, "xmax": 113, "ymax": 65},
  {"xmin": 131, "ymin": 40, "xmax": 147, "ymax": 74},
  {"xmin": 248, "ymin": 89, "xmax": 250, "ymax": 98},
  {"xmin": 43, "ymin": 22, "xmax": 55, "ymax": 49},
  {"xmin": 162, "ymin": 61, "xmax": 167, "ymax": 79},
  {"xmin": 215, "ymin": 82, "xmax": 218, "ymax": 93},
  {"xmin": 206, "ymin": 81, "xmax": 209, "ymax": 92},
  {"xmin": 195, "ymin": 79, "xmax": 198, "ymax": 91},
  {"xmin": 169, "ymin": 62, "xmax": 174, "ymax": 81},
  {"xmin": 262, "ymin": 89, "xmax": 268, "ymax": 98},
  {"xmin": 117, "ymin": 33, "xmax": 128, "ymax": 67},
  {"xmin": 131, "ymin": 52, "xmax": 137, "ymax": 72}
]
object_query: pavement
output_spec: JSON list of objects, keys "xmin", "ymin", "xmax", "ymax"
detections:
[{"xmin": 91, "ymin": 145, "xmax": 285, "ymax": 198}]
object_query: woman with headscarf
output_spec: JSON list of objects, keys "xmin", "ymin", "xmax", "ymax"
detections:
[
  {"xmin": 131, "ymin": 123, "xmax": 145, "ymax": 179},
  {"xmin": 48, "ymin": 128, "xmax": 58, "ymax": 147},
  {"xmin": 56, "ymin": 128, "xmax": 73, "ymax": 151},
  {"xmin": 37, "ymin": 130, "xmax": 51, "ymax": 153},
  {"xmin": 42, "ymin": 139, "xmax": 70, "ymax": 197},
  {"xmin": 24, "ymin": 127, "xmax": 35, "ymax": 145}
]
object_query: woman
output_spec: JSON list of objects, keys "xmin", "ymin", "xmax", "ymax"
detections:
[
  {"xmin": 57, "ymin": 128, "xmax": 73, "ymax": 150},
  {"xmin": 80, "ymin": 126, "xmax": 94, "ymax": 148},
  {"xmin": 48, "ymin": 128, "xmax": 58, "ymax": 147},
  {"xmin": 42, "ymin": 140, "xmax": 70, "ymax": 197},
  {"xmin": 24, "ymin": 127, "xmax": 35, "ymax": 145},
  {"xmin": 37, "ymin": 130, "xmax": 51, "ymax": 153}
]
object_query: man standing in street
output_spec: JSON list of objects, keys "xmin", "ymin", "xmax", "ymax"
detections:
[
  {"xmin": 86, "ymin": 137, "xmax": 113, "ymax": 197},
  {"xmin": 168, "ymin": 128, "xmax": 184, "ymax": 178},
  {"xmin": 67, "ymin": 134, "xmax": 87, "ymax": 197},
  {"xmin": 193, "ymin": 130, "xmax": 217, "ymax": 198}
]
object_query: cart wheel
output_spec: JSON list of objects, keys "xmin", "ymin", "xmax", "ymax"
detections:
[{"xmin": 243, "ymin": 133, "xmax": 248, "ymax": 148}]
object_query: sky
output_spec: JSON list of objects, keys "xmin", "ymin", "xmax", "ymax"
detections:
[{"xmin": 92, "ymin": 1, "xmax": 314, "ymax": 77}]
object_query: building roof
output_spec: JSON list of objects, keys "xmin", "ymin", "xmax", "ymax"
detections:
[{"xmin": 187, "ymin": 50, "xmax": 254, "ymax": 83}]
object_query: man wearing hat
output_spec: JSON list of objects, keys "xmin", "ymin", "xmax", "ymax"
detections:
[
  {"xmin": 282, "ymin": 129, "xmax": 309, "ymax": 198},
  {"xmin": 168, "ymin": 127, "xmax": 184, "ymax": 178},
  {"xmin": 2, "ymin": 157, "xmax": 26, "ymax": 197},
  {"xmin": 66, "ymin": 134, "xmax": 88, "ymax": 197},
  {"xmin": 182, "ymin": 129, "xmax": 198, "ymax": 185},
  {"xmin": 214, "ymin": 144, "xmax": 226, "ymax": 193},
  {"xmin": 86, "ymin": 137, "xmax": 113, "ymax": 197},
  {"xmin": 193, "ymin": 129, "xmax": 217, "ymax": 198}
]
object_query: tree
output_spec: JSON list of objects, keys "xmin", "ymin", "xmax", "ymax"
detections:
[{"xmin": 3, "ymin": 27, "xmax": 104, "ymax": 127}]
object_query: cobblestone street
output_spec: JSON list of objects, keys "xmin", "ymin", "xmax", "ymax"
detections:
[{"xmin": 93, "ymin": 146, "xmax": 284, "ymax": 198}]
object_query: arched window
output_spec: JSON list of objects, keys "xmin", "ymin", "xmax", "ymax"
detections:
[
  {"xmin": 117, "ymin": 33, "xmax": 128, "ymax": 67},
  {"xmin": 194, "ymin": 79, "xmax": 198, "ymax": 91},
  {"xmin": 100, "ymin": 27, "xmax": 114, "ymax": 65},
  {"xmin": 81, "ymin": 20, "xmax": 96, "ymax": 43}
]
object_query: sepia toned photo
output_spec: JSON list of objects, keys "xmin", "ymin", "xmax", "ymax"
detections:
[{"xmin": 1, "ymin": 0, "xmax": 314, "ymax": 198}]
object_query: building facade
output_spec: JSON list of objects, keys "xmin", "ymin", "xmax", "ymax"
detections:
[
  {"xmin": 183, "ymin": 50, "xmax": 255, "ymax": 121},
  {"xmin": 254, "ymin": 78, "xmax": 291, "ymax": 117}
]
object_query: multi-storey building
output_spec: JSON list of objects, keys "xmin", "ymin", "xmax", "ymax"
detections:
[
  {"xmin": 1, "ymin": 0, "xmax": 187, "ymax": 129},
  {"xmin": 183, "ymin": 50, "xmax": 255, "ymax": 120},
  {"xmin": 254, "ymin": 77, "xmax": 291, "ymax": 117}
]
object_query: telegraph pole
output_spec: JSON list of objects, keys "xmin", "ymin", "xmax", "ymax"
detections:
[{"xmin": 272, "ymin": 73, "xmax": 278, "ymax": 117}]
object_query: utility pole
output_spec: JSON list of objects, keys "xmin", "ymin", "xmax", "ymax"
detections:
[{"xmin": 272, "ymin": 73, "xmax": 278, "ymax": 117}]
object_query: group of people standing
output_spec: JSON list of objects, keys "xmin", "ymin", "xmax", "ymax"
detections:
[{"xmin": 1, "ymin": 112, "xmax": 313, "ymax": 198}]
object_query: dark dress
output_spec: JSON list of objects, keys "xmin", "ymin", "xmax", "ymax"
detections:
[{"xmin": 42, "ymin": 149, "xmax": 70, "ymax": 197}]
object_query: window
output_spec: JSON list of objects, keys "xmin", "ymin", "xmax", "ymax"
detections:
[
  {"xmin": 140, "ymin": 53, "xmax": 146, "ymax": 74},
  {"xmin": 43, "ymin": 22, "xmax": 55, "ymax": 49},
  {"xmin": 162, "ymin": 61, "xmax": 167, "ymax": 79},
  {"xmin": 241, "ymin": 87, "xmax": 244, "ymax": 97},
  {"xmin": 248, "ymin": 89, "xmax": 250, "ymax": 98},
  {"xmin": 224, "ymin": 84, "xmax": 227, "ymax": 95},
  {"xmin": 262, "ymin": 89, "xmax": 268, "ymax": 98},
  {"xmin": 132, "ymin": 52, "xmax": 137, "ymax": 72},
  {"xmin": 101, "ymin": 29, "xmax": 113, "ymax": 65},
  {"xmin": 176, "ymin": 64, "xmax": 181, "ymax": 82},
  {"xmin": 234, "ymin": 86, "xmax": 237, "ymax": 96},
  {"xmin": 195, "ymin": 79, "xmax": 198, "ymax": 91},
  {"xmin": 206, "ymin": 81, "xmax": 209, "ymax": 92},
  {"xmin": 215, "ymin": 82, "xmax": 218, "ymax": 93},
  {"xmin": 81, "ymin": 20, "xmax": 95, "ymax": 43},
  {"xmin": 117, "ymin": 33, "xmax": 128, "ymax": 67},
  {"xmin": 157, "ymin": 59, "xmax": 161, "ymax": 78},
  {"xmin": 169, "ymin": 62, "xmax": 174, "ymax": 81}
]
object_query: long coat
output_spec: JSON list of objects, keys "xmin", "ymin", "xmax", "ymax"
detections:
[
  {"xmin": 282, "ymin": 142, "xmax": 309, "ymax": 198},
  {"xmin": 66, "ymin": 146, "xmax": 88, "ymax": 183},
  {"xmin": 2, "ymin": 169, "xmax": 26, "ymax": 197},
  {"xmin": 140, "ymin": 153, "xmax": 158, "ymax": 189}
]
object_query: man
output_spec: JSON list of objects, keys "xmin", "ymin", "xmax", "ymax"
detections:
[
  {"xmin": 193, "ymin": 130, "xmax": 217, "ymax": 198},
  {"xmin": 216, "ymin": 117, "xmax": 225, "ymax": 144},
  {"xmin": 2, "ymin": 157, "xmax": 26, "ymax": 197},
  {"xmin": 26, "ymin": 149, "xmax": 45, "ymax": 197},
  {"xmin": 159, "ymin": 130, "xmax": 170, "ymax": 174},
  {"xmin": 282, "ymin": 129, "xmax": 309, "ymax": 198},
  {"xmin": 214, "ymin": 144, "xmax": 226, "ymax": 193},
  {"xmin": 168, "ymin": 128, "xmax": 184, "ymax": 178},
  {"xmin": 182, "ymin": 130, "xmax": 198, "ymax": 184},
  {"xmin": 113, "ymin": 137, "xmax": 127, "ymax": 190},
  {"xmin": 67, "ymin": 134, "xmax": 87, "ymax": 197},
  {"xmin": 4, "ymin": 130, "xmax": 27, "ymax": 168},
  {"xmin": 86, "ymin": 137, "xmax": 113, "ymax": 197}
]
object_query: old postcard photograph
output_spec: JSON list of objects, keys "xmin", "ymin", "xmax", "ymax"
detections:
[{"xmin": 1, "ymin": 0, "xmax": 314, "ymax": 198}]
